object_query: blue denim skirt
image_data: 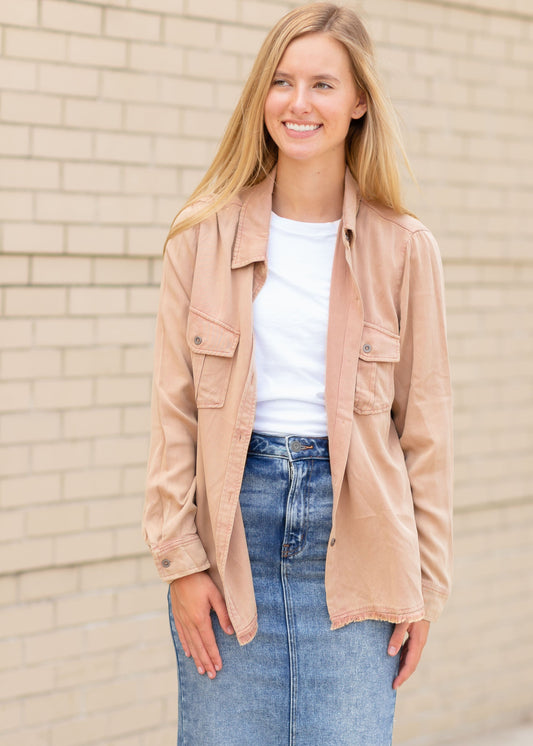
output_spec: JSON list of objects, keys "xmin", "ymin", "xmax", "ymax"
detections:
[{"xmin": 169, "ymin": 431, "xmax": 399, "ymax": 745}]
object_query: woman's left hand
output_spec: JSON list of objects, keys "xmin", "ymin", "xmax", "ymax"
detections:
[{"xmin": 388, "ymin": 619, "xmax": 430, "ymax": 689}]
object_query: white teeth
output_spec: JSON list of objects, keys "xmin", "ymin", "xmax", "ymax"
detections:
[{"xmin": 284, "ymin": 122, "xmax": 320, "ymax": 132}]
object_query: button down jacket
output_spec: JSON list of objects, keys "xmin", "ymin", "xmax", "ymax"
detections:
[{"xmin": 143, "ymin": 168, "xmax": 453, "ymax": 645}]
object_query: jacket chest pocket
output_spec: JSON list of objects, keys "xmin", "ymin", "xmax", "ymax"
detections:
[
  {"xmin": 354, "ymin": 323, "xmax": 400, "ymax": 415},
  {"xmin": 187, "ymin": 308, "xmax": 240, "ymax": 408}
]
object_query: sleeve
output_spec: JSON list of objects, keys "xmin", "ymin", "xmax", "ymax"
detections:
[
  {"xmin": 391, "ymin": 229, "xmax": 453, "ymax": 622},
  {"xmin": 142, "ymin": 226, "xmax": 210, "ymax": 583}
]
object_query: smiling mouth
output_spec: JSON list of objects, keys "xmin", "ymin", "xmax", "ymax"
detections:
[{"xmin": 283, "ymin": 122, "xmax": 321, "ymax": 132}]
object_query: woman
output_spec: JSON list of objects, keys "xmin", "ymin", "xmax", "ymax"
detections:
[{"xmin": 143, "ymin": 3, "xmax": 453, "ymax": 744}]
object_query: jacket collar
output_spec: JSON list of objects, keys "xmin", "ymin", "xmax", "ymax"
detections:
[
  {"xmin": 231, "ymin": 166, "xmax": 361, "ymax": 269},
  {"xmin": 231, "ymin": 169, "xmax": 276, "ymax": 269}
]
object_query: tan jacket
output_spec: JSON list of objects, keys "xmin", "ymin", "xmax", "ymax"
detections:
[{"xmin": 143, "ymin": 168, "xmax": 453, "ymax": 645}]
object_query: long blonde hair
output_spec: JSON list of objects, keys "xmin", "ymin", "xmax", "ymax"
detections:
[{"xmin": 168, "ymin": 2, "xmax": 412, "ymax": 239}]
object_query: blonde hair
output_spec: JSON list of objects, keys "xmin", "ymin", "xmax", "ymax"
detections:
[{"xmin": 168, "ymin": 2, "xmax": 412, "ymax": 239}]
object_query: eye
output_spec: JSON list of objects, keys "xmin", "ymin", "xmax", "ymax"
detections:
[
  {"xmin": 315, "ymin": 81, "xmax": 333, "ymax": 90},
  {"xmin": 272, "ymin": 78, "xmax": 290, "ymax": 87}
]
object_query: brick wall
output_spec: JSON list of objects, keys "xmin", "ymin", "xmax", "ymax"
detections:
[{"xmin": 1, "ymin": 1, "xmax": 532, "ymax": 744}]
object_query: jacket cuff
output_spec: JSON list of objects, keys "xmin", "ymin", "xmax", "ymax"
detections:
[
  {"xmin": 422, "ymin": 583, "xmax": 449, "ymax": 622},
  {"xmin": 152, "ymin": 535, "xmax": 210, "ymax": 582}
]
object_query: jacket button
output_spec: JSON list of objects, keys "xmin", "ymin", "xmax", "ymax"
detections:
[
  {"xmin": 330, "ymin": 538, "xmax": 336, "ymax": 547},
  {"xmin": 194, "ymin": 336, "xmax": 202, "ymax": 345},
  {"xmin": 362, "ymin": 343, "xmax": 372, "ymax": 353},
  {"xmin": 161, "ymin": 559, "xmax": 171, "ymax": 567}
]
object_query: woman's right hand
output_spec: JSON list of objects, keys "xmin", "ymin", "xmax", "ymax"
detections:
[{"xmin": 169, "ymin": 571, "xmax": 234, "ymax": 679}]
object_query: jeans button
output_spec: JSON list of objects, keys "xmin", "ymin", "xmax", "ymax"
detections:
[{"xmin": 291, "ymin": 440, "xmax": 302, "ymax": 452}]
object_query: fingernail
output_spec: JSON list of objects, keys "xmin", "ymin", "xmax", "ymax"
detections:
[
  {"xmin": 208, "ymin": 671, "xmax": 215, "ymax": 679},
  {"xmin": 226, "ymin": 626, "xmax": 234, "ymax": 634},
  {"xmin": 388, "ymin": 646, "xmax": 397, "ymax": 656},
  {"xmin": 215, "ymin": 663, "xmax": 221, "ymax": 671},
  {"xmin": 197, "ymin": 666, "xmax": 204, "ymax": 674}
]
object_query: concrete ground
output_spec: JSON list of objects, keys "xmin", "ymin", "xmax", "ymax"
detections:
[{"xmin": 458, "ymin": 722, "xmax": 533, "ymax": 745}]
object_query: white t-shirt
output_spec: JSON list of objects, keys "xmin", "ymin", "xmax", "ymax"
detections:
[{"xmin": 252, "ymin": 211, "xmax": 339, "ymax": 436}]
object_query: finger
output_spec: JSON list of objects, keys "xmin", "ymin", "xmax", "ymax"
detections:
[
  {"xmin": 388, "ymin": 621, "xmax": 408, "ymax": 656},
  {"xmin": 392, "ymin": 638, "xmax": 423, "ymax": 689},
  {"xmin": 210, "ymin": 587, "xmax": 234, "ymax": 636},
  {"xmin": 185, "ymin": 608, "xmax": 221, "ymax": 678},
  {"xmin": 197, "ymin": 616, "xmax": 223, "ymax": 674},
  {"xmin": 186, "ymin": 625, "xmax": 218, "ymax": 679}
]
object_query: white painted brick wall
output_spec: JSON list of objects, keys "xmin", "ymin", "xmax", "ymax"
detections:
[{"xmin": 1, "ymin": 1, "xmax": 532, "ymax": 744}]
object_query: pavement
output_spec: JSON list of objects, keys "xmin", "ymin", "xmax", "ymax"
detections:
[{"xmin": 456, "ymin": 722, "xmax": 533, "ymax": 745}]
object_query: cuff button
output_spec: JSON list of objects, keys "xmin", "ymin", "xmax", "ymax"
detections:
[{"xmin": 161, "ymin": 559, "xmax": 171, "ymax": 568}]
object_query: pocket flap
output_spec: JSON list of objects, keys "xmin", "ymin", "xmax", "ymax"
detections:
[
  {"xmin": 359, "ymin": 323, "xmax": 400, "ymax": 362},
  {"xmin": 187, "ymin": 308, "xmax": 239, "ymax": 357}
]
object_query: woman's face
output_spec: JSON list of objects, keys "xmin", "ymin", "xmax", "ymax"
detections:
[{"xmin": 264, "ymin": 33, "xmax": 367, "ymax": 170}]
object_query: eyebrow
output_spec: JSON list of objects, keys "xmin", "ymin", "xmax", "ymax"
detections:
[{"xmin": 273, "ymin": 70, "xmax": 341, "ymax": 83}]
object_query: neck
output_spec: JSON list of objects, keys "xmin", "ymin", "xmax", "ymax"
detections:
[{"xmin": 272, "ymin": 156, "xmax": 346, "ymax": 222}]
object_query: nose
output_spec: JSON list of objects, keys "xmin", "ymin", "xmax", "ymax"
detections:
[{"xmin": 289, "ymin": 83, "xmax": 311, "ymax": 115}]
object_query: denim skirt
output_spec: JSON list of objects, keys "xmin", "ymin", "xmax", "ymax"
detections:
[{"xmin": 168, "ymin": 431, "xmax": 399, "ymax": 745}]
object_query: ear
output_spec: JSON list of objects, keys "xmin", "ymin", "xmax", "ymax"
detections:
[{"xmin": 352, "ymin": 90, "xmax": 367, "ymax": 120}]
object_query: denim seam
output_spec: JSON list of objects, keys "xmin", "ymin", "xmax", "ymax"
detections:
[
  {"xmin": 302, "ymin": 459, "xmax": 312, "ymax": 556},
  {"xmin": 286, "ymin": 459, "xmax": 313, "ymax": 559},
  {"xmin": 282, "ymin": 459, "xmax": 296, "ymax": 559},
  {"xmin": 281, "ymin": 553, "xmax": 297, "ymax": 746}
]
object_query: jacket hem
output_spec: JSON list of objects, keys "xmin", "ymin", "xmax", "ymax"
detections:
[
  {"xmin": 235, "ymin": 615, "xmax": 258, "ymax": 646},
  {"xmin": 329, "ymin": 605, "xmax": 425, "ymax": 630}
]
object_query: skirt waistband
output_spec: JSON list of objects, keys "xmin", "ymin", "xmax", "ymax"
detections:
[{"xmin": 248, "ymin": 431, "xmax": 329, "ymax": 460}]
